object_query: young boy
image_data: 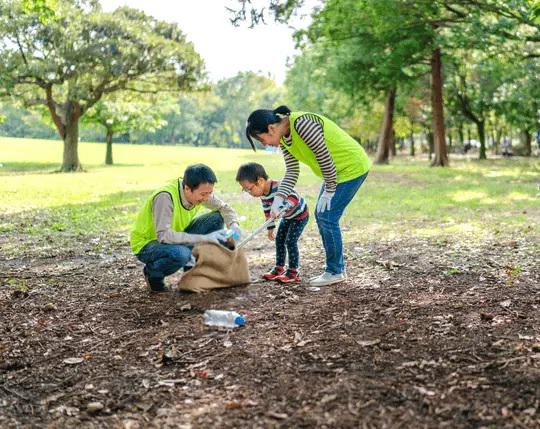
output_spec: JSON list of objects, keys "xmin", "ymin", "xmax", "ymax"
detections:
[{"xmin": 236, "ymin": 162, "xmax": 309, "ymax": 283}]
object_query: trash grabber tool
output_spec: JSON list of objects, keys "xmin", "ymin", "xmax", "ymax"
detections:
[{"xmin": 236, "ymin": 203, "xmax": 291, "ymax": 249}]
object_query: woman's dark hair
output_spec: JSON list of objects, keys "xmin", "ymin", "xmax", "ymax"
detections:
[
  {"xmin": 183, "ymin": 163, "xmax": 217, "ymax": 190},
  {"xmin": 235, "ymin": 162, "xmax": 269, "ymax": 183},
  {"xmin": 245, "ymin": 105, "xmax": 291, "ymax": 151}
]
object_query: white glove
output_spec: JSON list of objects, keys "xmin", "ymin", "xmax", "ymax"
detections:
[
  {"xmin": 316, "ymin": 191, "xmax": 335, "ymax": 213},
  {"xmin": 202, "ymin": 229, "xmax": 228, "ymax": 244},
  {"xmin": 270, "ymin": 195, "xmax": 284, "ymax": 218}
]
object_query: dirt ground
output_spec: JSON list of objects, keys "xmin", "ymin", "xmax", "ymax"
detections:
[{"xmin": 1, "ymin": 229, "xmax": 539, "ymax": 429}]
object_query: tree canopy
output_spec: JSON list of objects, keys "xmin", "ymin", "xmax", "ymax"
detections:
[{"xmin": 0, "ymin": 0, "xmax": 204, "ymax": 171}]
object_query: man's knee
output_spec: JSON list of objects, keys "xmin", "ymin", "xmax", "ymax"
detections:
[
  {"xmin": 168, "ymin": 245, "xmax": 192, "ymax": 266},
  {"xmin": 206, "ymin": 212, "xmax": 225, "ymax": 232}
]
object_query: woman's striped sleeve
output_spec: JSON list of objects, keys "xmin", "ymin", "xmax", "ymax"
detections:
[
  {"xmin": 277, "ymin": 148, "xmax": 300, "ymax": 197},
  {"xmin": 294, "ymin": 114, "xmax": 337, "ymax": 193}
]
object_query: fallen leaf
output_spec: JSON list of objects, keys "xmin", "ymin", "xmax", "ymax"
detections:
[
  {"xmin": 357, "ymin": 339, "xmax": 381, "ymax": 347},
  {"xmin": 63, "ymin": 357, "xmax": 84, "ymax": 365},
  {"xmin": 267, "ymin": 411, "xmax": 288, "ymax": 420}
]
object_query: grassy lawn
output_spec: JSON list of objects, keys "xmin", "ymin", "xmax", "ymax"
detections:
[
  {"xmin": 1, "ymin": 136, "xmax": 539, "ymax": 253},
  {"xmin": 2, "ymin": 138, "xmax": 540, "ymax": 429}
]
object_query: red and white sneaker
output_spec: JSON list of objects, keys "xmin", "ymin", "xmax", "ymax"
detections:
[
  {"xmin": 262, "ymin": 266, "xmax": 285, "ymax": 281},
  {"xmin": 276, "ymin": 269, "xmax": 301, "ymax": 283}
]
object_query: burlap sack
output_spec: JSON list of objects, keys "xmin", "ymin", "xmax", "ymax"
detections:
[{"xmin": 178, "ymin": 242, "xmax": 251, "ymax": 293}]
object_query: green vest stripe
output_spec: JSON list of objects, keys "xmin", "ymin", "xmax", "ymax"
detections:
[
  {"xmin": 281, "ymin": 111, "xmax": 371, "ymax": 183},
  {"xmin": 130, "ymin": 179, "xmax": 201, "ymax": 254}
]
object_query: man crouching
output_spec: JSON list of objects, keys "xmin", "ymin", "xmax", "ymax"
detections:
[{"xmin": 130, "ymin": 164, "xmax": 241, "ymax": 293}]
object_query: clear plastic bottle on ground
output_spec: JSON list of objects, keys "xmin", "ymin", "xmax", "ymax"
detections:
[{"xmin": 203, "ymin": 310, "xmax": 245, "ymax": 328}]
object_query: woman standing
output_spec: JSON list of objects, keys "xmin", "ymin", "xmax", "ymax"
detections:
[{"xmin": 245, "ymin": 106, "xmax": 370, "ymax": 286}]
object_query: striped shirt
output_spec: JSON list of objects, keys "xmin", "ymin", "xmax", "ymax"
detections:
[
  {"xmin": 261, "ymin": 180, "xmax": 308, "ymax": 230},
  {"xmin": 278, "ymin": 113, "xmax": 337, "ymax": 197}
]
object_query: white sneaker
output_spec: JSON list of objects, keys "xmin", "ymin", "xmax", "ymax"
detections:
[{"xmin": 309, "ymin": 272, "xmax": 347, "ymax": 286}]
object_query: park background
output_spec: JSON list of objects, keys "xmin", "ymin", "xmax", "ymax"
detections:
[{"xmin": 1, "ymin": 1, "xmax": 539, "ymax": 428}]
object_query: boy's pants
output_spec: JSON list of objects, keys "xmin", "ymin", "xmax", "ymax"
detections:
[
  {"xmin": 315, "ymin": 173, "xmax": 368, "ymax": 275},
  {"xmin": 136, "ymin": 211, "xmax": 224, "ymax": 281},
  {"xmin": 275, "ymin": 215, "xmax": 309, "ymax": 270}
]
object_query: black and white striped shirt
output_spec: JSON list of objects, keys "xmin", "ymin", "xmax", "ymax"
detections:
[
  {"xmin": 278, "ymin": 113, "xmax": 338, "ymax": 197},
  {"xmin": 261, "ymin": 180, "xmax": 308, "ymax": 230}
]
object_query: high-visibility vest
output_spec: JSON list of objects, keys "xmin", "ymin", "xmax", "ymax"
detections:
[
  {"xmin": 130, "ymin": 178, "xmax": 201, "ymax": 254},
  {"xmin": 281, "ymin": 111, "xmax": 371, "ymax": 183}
]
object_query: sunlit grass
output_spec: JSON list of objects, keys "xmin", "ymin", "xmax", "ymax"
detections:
[{"xmin": 1, "ymin": 137, "xmax": 538, "ymax": 245}]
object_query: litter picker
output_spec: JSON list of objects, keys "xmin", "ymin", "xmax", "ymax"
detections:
[{"xmin": 236, "ymin": 203, "xmax": 291, "ymax": 249}]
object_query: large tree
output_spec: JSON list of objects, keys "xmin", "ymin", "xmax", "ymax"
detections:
[
  {"xmin": 83, "ymin": 95, "xmax": 175, "ymax": 165},
  {"xmin": 0, "ymin": 1, "xmax": 203, "ymax": 171}
]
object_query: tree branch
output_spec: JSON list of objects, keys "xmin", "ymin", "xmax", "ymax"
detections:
[
  {"xmin": 45, "ymin": 86, "xmax": 65, "ymax": 139},
  {"xmin": 15, "ymin": 34, "xmax": 29, "ymax": 67}
]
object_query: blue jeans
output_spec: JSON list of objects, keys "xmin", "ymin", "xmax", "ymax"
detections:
[
  {"xmin": 315, "ymin": 173, "xmax": 368, "ymax": 274},
  {"xmin": 136, "ymin": 211, "xmax": 224, "ymax": 281}
]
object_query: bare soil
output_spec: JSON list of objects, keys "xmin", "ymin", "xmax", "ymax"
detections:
[{"xmin": 1, "ymin": 230, "xmax": 539, "ymax": 428}]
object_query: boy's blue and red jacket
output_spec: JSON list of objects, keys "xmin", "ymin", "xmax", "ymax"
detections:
[{"xmin": 261, "ymin": 180, "xmax": 309, "ymax": 230}]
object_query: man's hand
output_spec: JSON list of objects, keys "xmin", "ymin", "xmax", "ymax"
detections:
[
  {"xmin": 202, "ymin": 229, "xmax": 228, "ymax": 244},
  {"xmin": 316, "ymin": 191, "xmax": 335, "ymax": 213},
  {"xmin": 267, "ymin": 229, "xmax": 275, "ymax": 241},
  {"xmin": 270, "ymin": 195, "xmax": 284, "ymax": 218}
]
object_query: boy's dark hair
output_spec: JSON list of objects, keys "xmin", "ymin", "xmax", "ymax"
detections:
[
  {"xmin": 235, "ymin": 162, "xmax": 269, "ymax": 183},
  {"xmin": 183, "ymin": 164, "xmax": 217, "ymax": 190},
  {"xmin": 245, "ymin": 105, "xmax": 291, "ymax": 151}
]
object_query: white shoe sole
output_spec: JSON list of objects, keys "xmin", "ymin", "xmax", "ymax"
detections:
[{"xmin": 309, "ymin": 276, "xmax": 346, "ymax": 287}]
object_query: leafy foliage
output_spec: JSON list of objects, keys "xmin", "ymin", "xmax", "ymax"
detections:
[{"xmin": 0, "ymin": 0, "xmax": 204, "ymax": 170}]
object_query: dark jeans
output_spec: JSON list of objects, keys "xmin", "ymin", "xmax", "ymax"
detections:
[
  {"xmin": 136, "ymin": 211, "xmax": 224, "ymax": 281},
  {"xmin": 275, "ymin": 215, "xmax": 309, "ymax": 270},
  {"xmin": 315, "ymin": 173, "xmax": 368, "ymax": 274}
]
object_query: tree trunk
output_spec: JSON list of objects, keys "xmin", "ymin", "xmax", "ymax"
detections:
[
  {"xmin": 458, "ymin": 122, "xmax": 464, "ymax": 146},
  {"xmin": 427, "ymin": 131, "xmax": 434, "ymax": 161},
  {"xmin": 521, "ymin": 129, "xmax": 532, "ymax": 156},
  {"xmin": 61, "ymin": 104, "xmax": 82, "ymax": 172},
  {"xmin": 410, "ymin": 131, "xmax": 415, "ymax": 157},
  {"xmin": 476, "ymin": 120, "xmax": 487, "ymax": 160},
  {"xmin": 105, "ymin": 128, "xmax": 114, "ymax": 165},
  {"xmin": 430, "ymin": 48, "xmax": 449, "ymax": 166},
  {"xmin": 375, "ymin": 87, "xmax": 396, "ymax": 164}
]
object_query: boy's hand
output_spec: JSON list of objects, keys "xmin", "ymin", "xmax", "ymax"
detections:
[{"xmin": 267, "ymin": 229, "xmax": 275, "ymax": 241}]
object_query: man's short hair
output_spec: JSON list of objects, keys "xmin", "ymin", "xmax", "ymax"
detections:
[
  {"xmin": 235, "ymin": 162, "xmax": 269, "ymax": 183},
  {"xmin": 183, "ymin": 164, "xmax": 217, "ymax": 190}
]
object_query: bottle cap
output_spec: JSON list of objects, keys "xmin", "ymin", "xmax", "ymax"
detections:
[{"xmin": 234, "ymin": 316, "xmax": 245, "ymax": 326}]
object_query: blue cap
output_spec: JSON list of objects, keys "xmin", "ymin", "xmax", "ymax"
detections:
[{"xmin": 234, "ymin": 316, "xmax": 245, "ymax": 326}]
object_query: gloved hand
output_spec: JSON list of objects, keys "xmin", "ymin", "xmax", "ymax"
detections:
[
  {"xmin": 229, "ymin": 223, "xmax": 243, "ymax": 240},
  {"xmin": 270, "ymin": 195, "xmax": 285, "ymax": 218},
  {"xmin": 316, "ymin": 191, "xmax": 335, "ymax": 213},
  {"xmin": 202, "ymin": 229, "xmax": 228, "ymax": 244}
]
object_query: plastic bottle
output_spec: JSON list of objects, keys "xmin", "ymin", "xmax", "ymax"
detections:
[
  {"xmin": 224, "ymin": 228, "xmax": 241, "ymax": 241},
  {"xmin": 203, "ymin": 310, "xmax": 245, "ymax": 328}
]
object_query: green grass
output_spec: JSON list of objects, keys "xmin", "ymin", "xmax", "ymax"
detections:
[{"xmin": 1, "ymin": 136, "xmax": 539, "ymax": 248}]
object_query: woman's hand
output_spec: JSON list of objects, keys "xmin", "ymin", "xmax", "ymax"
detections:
[
  {"xmin": 316, "ymin": 191, "xmax": 335, "ymax": 213},
  {"xmin": 270, "ymin": 195, "xmax": 284, "ymax": 218},
  {"xmin": 267, "ymin": 229, "xmax": 275, "ymax": 241}
]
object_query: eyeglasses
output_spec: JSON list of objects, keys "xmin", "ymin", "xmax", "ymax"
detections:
[{"xmin": 242, "ymin": 184, "xmax": 257, "ymax": 194}]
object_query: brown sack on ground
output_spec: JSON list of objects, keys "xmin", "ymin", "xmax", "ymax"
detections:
[{"xmin": 178, "ymin": 242, "xmax": 251, "ymax": 293}]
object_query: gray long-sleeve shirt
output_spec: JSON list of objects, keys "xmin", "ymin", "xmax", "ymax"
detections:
[{"xmin": 152, "ymin": 185, "xmax": 238, "ymax": 245}]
